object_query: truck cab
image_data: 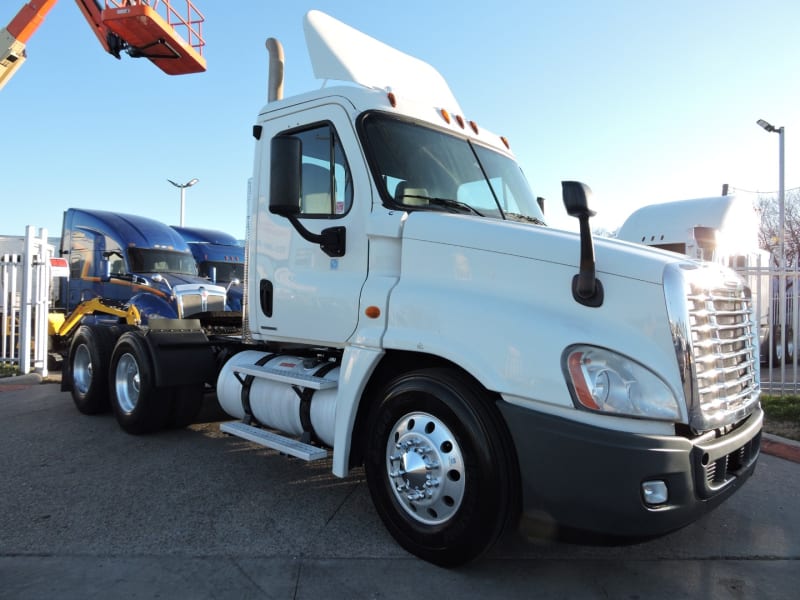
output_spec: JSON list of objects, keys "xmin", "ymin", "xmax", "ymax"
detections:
[
  {"xmin": 170, "ymin": 225, "xmax": 244, "ymax": 311},
  {"xmin": 58, "ymin": 208, "xmax": 229, "ymax": 322},
  {"xmin": 220, "ymin": 11, "xmax": 761, "ymax": 564},
  {"xmin": 616, "ymin": 194, "xmax": 767, "ymax": 266}
]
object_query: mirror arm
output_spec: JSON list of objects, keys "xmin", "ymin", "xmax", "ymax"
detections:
[
  {"xmin": 562, "ymin": 180, "xmax": 604, "ymax": 307},
  {"xmin": 287, "ymin": 215, "xmax": 346, "ymax": 258}
]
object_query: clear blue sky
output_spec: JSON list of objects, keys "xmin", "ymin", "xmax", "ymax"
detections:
[{"xmin": 1, "ymin": 0, "xmax": 798, "ymax": 240}]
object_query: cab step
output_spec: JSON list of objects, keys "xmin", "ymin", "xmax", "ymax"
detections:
[
  {"xmin": 232, "ymin": 364, "xmax": 338, "ymax": 390},
  {"xmin": 220, "ymin": 421, "xmax": 328, "ymax": 461}
]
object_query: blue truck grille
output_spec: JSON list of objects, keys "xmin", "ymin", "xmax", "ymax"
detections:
[{"xmin": 175, "ymin": 288, "xmax": 226, "ymax": 317}]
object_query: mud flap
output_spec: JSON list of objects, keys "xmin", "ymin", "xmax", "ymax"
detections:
[{"xmin": 143, "ymin": 319, "xmax": 217, "ymax": 388}]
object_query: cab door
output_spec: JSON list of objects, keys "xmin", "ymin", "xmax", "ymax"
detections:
[{"xmin": 250, "ymin": 103, "xmax": 370, "ymax": 346}]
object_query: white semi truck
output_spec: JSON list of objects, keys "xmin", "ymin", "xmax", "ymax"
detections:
[
  {"xmin": 60, "ymin": 11, "xmax": 763, "ymax": 566},
  {"xmin": 617, "ymin": 195, "xmax": 779, "ymax": 363},
  {"xmin": 616, "ymin": 194, "xmax": 763, "ymax": 263}
]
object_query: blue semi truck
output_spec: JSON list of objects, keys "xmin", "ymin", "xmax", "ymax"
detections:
[
  {"xmin": 170, "ymin": 225, "xmax": 244, "ymax": 311},
  {"xmin": 55, "ymin": 208, "xmax": 231, "ymax": 322},
  {"xmin": 50, "ymin": 208, "xmax": 235, "ymax": 423}
]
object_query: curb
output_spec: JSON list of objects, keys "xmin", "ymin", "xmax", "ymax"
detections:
[
  {"xmin": 0, "ymin": 373, "xmax": 44, "ymax": 388},
  {"xmin": 761, "ymin": 432, "xmax": 800, "ymax": 464}
]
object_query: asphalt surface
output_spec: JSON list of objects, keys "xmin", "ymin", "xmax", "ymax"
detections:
[{"xmin": 1, "ymin": 375, "xmax": 799, "ymax": 599}]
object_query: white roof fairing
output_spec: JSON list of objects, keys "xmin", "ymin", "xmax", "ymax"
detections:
[
  {"xmin": 616, "ymin": 195, "xmax": 759, "ymax": 249},
  {"xmin": 302, "ymin": 10, "xmax": 462, "ymax": 114}
]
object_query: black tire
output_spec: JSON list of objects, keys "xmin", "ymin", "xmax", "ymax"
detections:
[
  {"xmin": 168, "ymin": 384, "xmax": 204, "ymax": 428},
  {"xmin": 772, "ymin": 328, "xmax": 784, "ymax": 367},
  {"xmin": 68, "ymin": 324, "xmax": 117, "ymax": 415},
  {"xmin": 364, "ymin": 368, "xmax": 519, "ymax": 567},
  {"xmin": 109, "ymin": 331, "xmax": 170, "ymax": 434}
]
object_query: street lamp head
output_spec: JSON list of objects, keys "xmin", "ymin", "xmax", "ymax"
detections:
[
  {"xmin": 757, "ymin": 119, "xmax": 776, "ymax": 133},
  {"xmin": 168, "ymin": 178, "xmax": 200, "ymax": 226},
  {"xmin": 167, "ymin": 177, "xmax": 200, "ymax": 188}
]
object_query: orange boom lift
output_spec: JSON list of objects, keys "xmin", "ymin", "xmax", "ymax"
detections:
[{"xmin": 1, "ymin": 0, "xmax": 205, "ymax": 90}]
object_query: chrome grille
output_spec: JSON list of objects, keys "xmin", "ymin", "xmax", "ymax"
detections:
[
  {"xmin": 665, "ymin": 263, "xmax": 761, "ymax": 432},
  {"xmin": 173, "ymin": 284, "xmax": 228, "ymax": 318},
  {"xmin": 689, "ymin": 286, "xmax": 757, "ymax": 409}
]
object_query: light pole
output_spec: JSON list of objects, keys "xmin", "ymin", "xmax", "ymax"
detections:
[
  {"xmin": 757, "ymin": 119, "xmax": 786, "ymax": 368},
  {"xmin": 167, "ymin": 177, "xmax": 199, "ymax": 226}
]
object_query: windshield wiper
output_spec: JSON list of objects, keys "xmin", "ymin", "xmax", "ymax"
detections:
[
  {"xmin": 404, "ymin": 195, "xmax": 484, "ymax": 216},
  {"xmin": 505, "ymin": 212, "xmax": 546, "ymax": 226}
]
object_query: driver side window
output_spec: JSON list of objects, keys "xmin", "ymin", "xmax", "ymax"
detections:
[{"xmin": 290, "ymin": 124, "xmax": 353, "ymax": 218}]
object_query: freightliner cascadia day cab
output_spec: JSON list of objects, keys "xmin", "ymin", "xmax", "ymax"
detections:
[{"xmin": 60, "ymin": 11, "xmax": 763, "ymax": 566}]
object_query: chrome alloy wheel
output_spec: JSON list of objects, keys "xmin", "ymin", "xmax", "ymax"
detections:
[
  {"xmin": 386, "ymin": 411, "xmax": 466, "ymax": 525},
  {"xmin": 72, "ymin": 344, "xmax": 92, "ymax": 395},
  {"xmin": 114, "ymin": 353, "xmax": 141, "ymax": 414}
]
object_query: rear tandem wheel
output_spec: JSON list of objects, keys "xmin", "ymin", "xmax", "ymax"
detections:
[
  {"xmin": 109, "ymin": 330, "xmax": 171, "ymax": 434},
  {"xmin": 68, "ymin": 324, "xmax": 118, "ymax": 414}
]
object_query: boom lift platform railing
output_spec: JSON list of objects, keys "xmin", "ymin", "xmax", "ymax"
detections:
[
  {"xmin": 1, "ymin": 0, "xmax": 205, "ymax": 91},
  {"xmin": 102, "ymin": 1, "xmax": 206, "ymax": 75}
]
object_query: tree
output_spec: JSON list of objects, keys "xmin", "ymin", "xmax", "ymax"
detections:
[{"xmin": 757, "ymin": 189, "xmax": 800, "ymax": 267}]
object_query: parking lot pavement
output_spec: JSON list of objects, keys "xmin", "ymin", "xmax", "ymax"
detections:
[
  {"xmin": 1, "ymin": 380, "xmax": 800, "ymax": 599},
  {"xmin": 5, "ymin": 371, "xmax": 799, "ymax": 464}
]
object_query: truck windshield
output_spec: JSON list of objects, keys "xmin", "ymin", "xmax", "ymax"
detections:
[
  {"xmin": 198, "ymin": 261, "xmax": 244, "ymax": 282},
  {"xmin": 360, "ymin": 113, "xmax": 545, "ymax": 225},
  {"xmin": 127, "ymin": 248, "xmax": 198, "ymax": 276}
]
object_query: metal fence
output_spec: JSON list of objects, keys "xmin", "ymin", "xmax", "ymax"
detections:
[
  {"xmin": 0, "ymin": 227, "xmax": 53, "ymax": 376},
  {"xmin": 1, "ymin": 223, "xmax": 798, "ymax": 398},
  {"xmin": 733, "ymin": 260, "xmax": 800, "ymax": 396}
]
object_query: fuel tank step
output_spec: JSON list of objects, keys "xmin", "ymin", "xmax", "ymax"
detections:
[
  {"xmin": 232, "ymin": 364, "xmax": 338, "ymax": 390},
  {"xmin": 220, "ymin": 421, "xmax": 328, "ymax": 461}
]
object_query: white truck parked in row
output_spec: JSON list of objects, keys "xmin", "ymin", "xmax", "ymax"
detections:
[
  {"xmin": 59, "ymin": 11, "xmax": 763, "ymax": 566},
  {"xmin": 616, "ymin": 195, "xmax": 778, "ymax": 363}
]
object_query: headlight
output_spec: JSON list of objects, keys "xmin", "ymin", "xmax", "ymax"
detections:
[{"xmin": 563, "ymin": 345, "xmax": 681, "ymax": 421}]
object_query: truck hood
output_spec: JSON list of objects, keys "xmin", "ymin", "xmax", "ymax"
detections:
[
  {"xmin": 153, "ymin": 272, "xmax": 241, "ymax": 311},
  {"xmin": 136, "ymin": 272, "xmax": 213, "ymax": 287},
  {"xmin": 401, "ymin": 212, "xmax": 684, "ymax": 283}
]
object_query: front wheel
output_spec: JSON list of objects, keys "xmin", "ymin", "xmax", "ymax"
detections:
[
  {"xmin": 364, "ymin": 368, "xmax": 519, "ymax": 567},
  {"xmin": 109, "ymin": 331, "xmax": 170, "ymax": 434}
]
